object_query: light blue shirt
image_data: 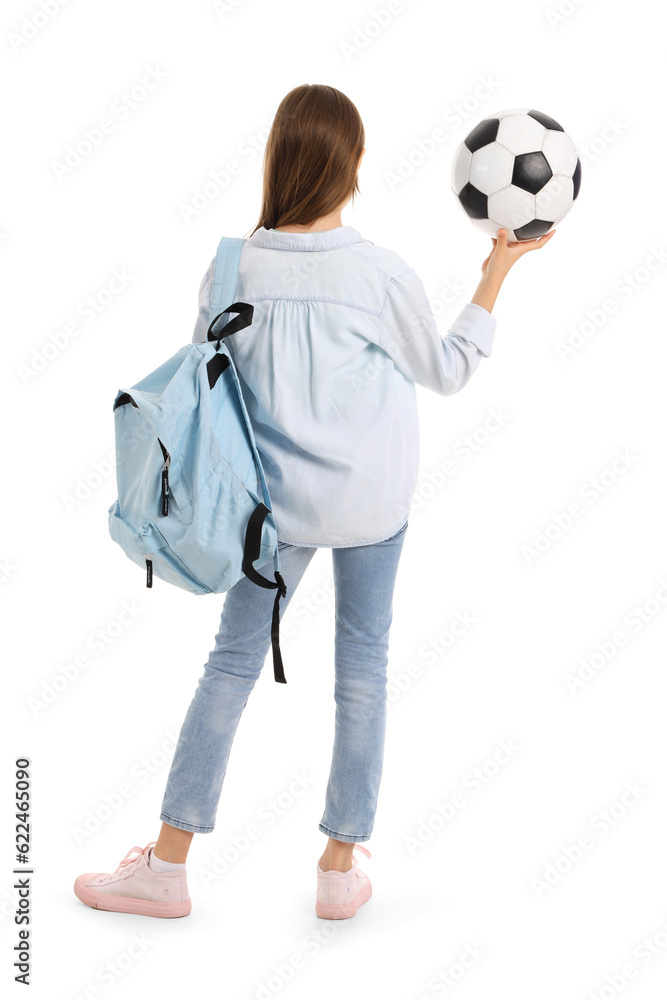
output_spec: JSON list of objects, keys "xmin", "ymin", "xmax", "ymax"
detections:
[{"xmin": 191, "ymin": 225, "xmax": 497, "ymax": 547}]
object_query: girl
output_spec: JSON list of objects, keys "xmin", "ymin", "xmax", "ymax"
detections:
[{"xmin": 74, "ymin": 84, "xmax": 554, "ymax": 921}]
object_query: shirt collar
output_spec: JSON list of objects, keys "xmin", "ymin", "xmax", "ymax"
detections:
[{"xmin": 247, "ymin": 225, "xmax": 367, "ymax": 251}]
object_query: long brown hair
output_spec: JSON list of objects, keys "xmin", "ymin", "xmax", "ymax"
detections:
[{"xmin": 248, "ymin": 85, "xmax": 365, "ymax": 235}]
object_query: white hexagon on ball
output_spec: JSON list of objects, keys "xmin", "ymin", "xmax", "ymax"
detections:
[
  {"xmin": 488, "ymin": 185, "xmax": 536, "ymax": 232},
  {"xmin": 494, "ymin": 108, "xmax": 530, "ymax": 117},
  {"xmin": 496, "ymin": 114, "xmax": 547, "ymax": 155},
  {"xmin": 542, "ymin": 130, "xmax": 579, "ymax": 176},
  {"xmin": 468, "ymin": 218, "xmax": 512, "ymax": 240},
  {"xmin": 536, "ymin": 174, "xmax": 575, "ymax": 223},
  {"xmin": 469, "ymin": 143, "xmax": 514, "ymax": 195},
  {"xmin": 450, "ymin": 142, "xmax": 471, "ymax": 194}
]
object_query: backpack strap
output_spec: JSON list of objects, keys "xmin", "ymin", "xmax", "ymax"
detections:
[
  {"xmin": 209, "ymin": 236, "xmax": 247, "ymax": 324},
  {"xmin": 208, "ymin": 235, "xmax": 289, "ymax": 684},
  {"xmin": 223, "ymin": 345, "xmax": 288, "ymax": 684},
  {"xmin": 242, "ymin": 504, "xmax": 288, "ymax": 685}
]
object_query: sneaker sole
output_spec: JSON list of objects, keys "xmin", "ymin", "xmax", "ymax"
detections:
[
  {"xmin": 315, "ymin": 880, "xmax": 372, "ymax": 919},
  {"xmin": 73, "ymin": 876, "xmax": 191, "ymax": 918}
]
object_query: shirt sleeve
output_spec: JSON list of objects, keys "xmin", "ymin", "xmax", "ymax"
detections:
[
  {"xmin": 191, "ymin": 259, "xmax": 215, "ymax": 344},
  {"xmin": 378, "ymin": 267, "xmax": 497, "ymax": 396}
]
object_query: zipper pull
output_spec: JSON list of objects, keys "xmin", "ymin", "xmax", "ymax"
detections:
[
  {"xmin": 146, "ymin": 558, "xmax": 153, "ymax": 588},
  {"xmin": 161, "ymin": 454, "xmax": 170, "ymax": 515}
]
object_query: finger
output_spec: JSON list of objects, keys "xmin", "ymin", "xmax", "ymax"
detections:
[
  {"xmin": 533, "ymin": 229, "xmax": 556, "ymax": 245},
  {"xmin": 519, "ymin": 230, "xmax": 556, "ymax": 251}
]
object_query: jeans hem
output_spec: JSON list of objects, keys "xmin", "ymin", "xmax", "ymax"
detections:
[
  {"xmin": 319, "ymin": 823, "xmax": 371, "ymax": 843},
  {"xmin": 160, "ymin": 812, "xmax": 214, "ymax": 834}
]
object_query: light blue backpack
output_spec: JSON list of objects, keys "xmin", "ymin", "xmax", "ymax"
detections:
[{"xmin": 107, "ymin": 237, "xmax": 289, "ymax": 683}]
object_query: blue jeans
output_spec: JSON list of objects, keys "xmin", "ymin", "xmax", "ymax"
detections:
[{"xmin": 159, "ymin": 521, "xmax": 408, "ymax": 843}]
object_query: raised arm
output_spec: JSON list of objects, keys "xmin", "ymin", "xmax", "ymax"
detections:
[{"xmin": 379, "ymin": 228, "xmax": 557, "ymax": 396}]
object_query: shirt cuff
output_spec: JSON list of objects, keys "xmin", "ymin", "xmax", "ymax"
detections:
[{"xmin": 449, "ymin": 301, "xmax": 497, "ymax": 358}]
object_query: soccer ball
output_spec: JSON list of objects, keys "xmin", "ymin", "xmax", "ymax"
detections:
[{"xmin": 450, "ymin": 108, "xmax": 581, "ymax": 241}]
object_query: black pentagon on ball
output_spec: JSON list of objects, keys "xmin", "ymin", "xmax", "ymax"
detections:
[
  {"xmin": 464, "ymin": 118, "xmax": 499, "ymax": 153},
  {"xmin": 572, "ymin": 158, "xmax": 582, "ymax": 199},
  {"xmin": 528, "ymin": 109, "xmax": 564, "ymax": 132},
  {"xmin": 458, "ymin": 182, "xmax": 487, "ymax": 220},
  {"xmin": 512, "ymin": 151, "xmax": 552, "ymax": 194},
  {"xmin": 515, "ymin": 219, "xmax": 554, "ymax": 240}
]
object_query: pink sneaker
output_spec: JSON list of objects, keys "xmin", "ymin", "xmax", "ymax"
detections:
[
  {"xmin": 73, "ymin": 841, "xmax": 191, "ymax": 918},
  {"xmin": 316, "ymin": 844, "xmax": 372, "ymax": 919}
]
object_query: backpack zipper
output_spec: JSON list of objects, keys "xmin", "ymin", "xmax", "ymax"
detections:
[{"xmin": 157, "ymin": 439, "xmax": 171, "ymax": 516}]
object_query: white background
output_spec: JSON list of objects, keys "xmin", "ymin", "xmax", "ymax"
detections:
[{"xmin": 3, "ymin": 0, "xmax": 667, "ymax": 997}]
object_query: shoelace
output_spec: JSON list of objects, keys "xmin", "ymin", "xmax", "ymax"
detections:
[
  {"xmin": 98, "ymin": 841, "xmax": 157, "ymax": 883},
  {"xmin": 351, "ymin": 844, "xmax": 371, "ymax": 877},
  {"xmin": 320, "ymin": 843, "xmax": 372, "ymax": 878}
]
